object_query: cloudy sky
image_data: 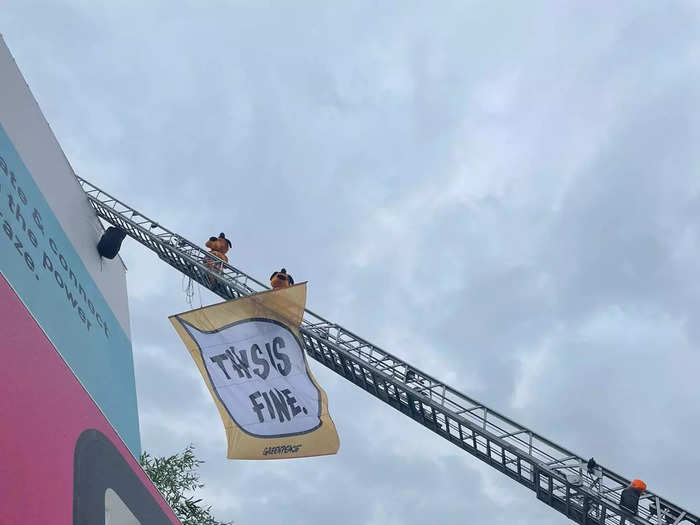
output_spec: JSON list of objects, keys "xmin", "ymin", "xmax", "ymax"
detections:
[{"xmin": 3, "ymin": 1, "xmax": 700, "ymax": 523}]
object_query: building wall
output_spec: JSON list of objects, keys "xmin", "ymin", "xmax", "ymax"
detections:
[
  {"xmin": 0, "ymin": 274, "xmax": 180, "ymax": 524},
  {"xmin": 0, "ymin": 35, "xmax": 130, "ymax": 335},
  {"xmin": 0, "ymin": 35, "xmax": 141, "ymax": 455}
]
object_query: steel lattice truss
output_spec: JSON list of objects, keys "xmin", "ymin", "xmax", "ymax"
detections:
[{"xmin": 76, "ymin": 176, "xmax": 697, "ymax": 525}]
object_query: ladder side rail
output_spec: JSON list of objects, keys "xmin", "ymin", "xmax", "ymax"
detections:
[
  {"xmin": 77, "ymin": 177, "xmax": 270, "ymax": 294},
  {"xmin": 79, "ymin": 177, "xmax": 213, "ymax": 258},
  {"xmin": 84, "ymin": 197, "xmax": 252, "ymax": 300},
  {"xmin": 302, "ymin": 324, "xmax": 695, "ymax": 524},
  {"xmin": 300, "ymin": 327, "xmax": 693, "ymax": 525},
  {"xmin": 301, "ymin": 323, "xmax": 576, "ymax": 466},
  {"xmin": 298, "ymin": 322, "xmax": 687, "ymax": 522},
  {"xmin": 307, "ymin": 328, "xmax": 576, "ymax": 488},
  {"xmin": 78, "ymin": 177, "xmax": 698, "ymax": 525},
  {"xmin": 299, "ymin": 318, "xmax": 596, "ymax": 472},
  {"xmin": 302, "ymin": 329, "xmax": 666, "ymax": 525},
  {"xmin": 301, "ymin": 331, "xmax": 539, "ymax": 486},
  {"xmin": 312, "ymin": 322, "xmax": 590, "ymax": 463}
]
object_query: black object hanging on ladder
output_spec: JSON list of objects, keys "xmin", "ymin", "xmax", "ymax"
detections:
[{"xmin": 97, "ymin": 226, "xmax": 127, "ymax": 259}]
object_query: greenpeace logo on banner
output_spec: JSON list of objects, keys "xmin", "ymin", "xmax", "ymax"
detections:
[
  {"xmin": 181, "ymin": 318, "xmax": 322, "ymax": 437},
  {"xmin": 262, "ymin": 444, "xmax": 302, "ymax": 456}
]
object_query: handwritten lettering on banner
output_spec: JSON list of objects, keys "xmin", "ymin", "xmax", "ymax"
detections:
[
  {"xmin": 170, "ymin": 284, "xmax": 339, "ymax": 460},
  {"xmin": 180, "ymin": 318, "xmax": 321, "ymax": 436}
]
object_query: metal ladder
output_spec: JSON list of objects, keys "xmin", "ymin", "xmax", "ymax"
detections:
[{"xmin": 76, "ymin": 176, "xmax": 697, "ymax": 525}]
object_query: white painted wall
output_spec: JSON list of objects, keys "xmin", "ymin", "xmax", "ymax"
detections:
[
  {"xmin": 105, "ymin": 489, "xmax": 143, "ymax": 525},
  {"xmin": 0, "ymin": 35, "xmax": 131, "ymax": 337}
]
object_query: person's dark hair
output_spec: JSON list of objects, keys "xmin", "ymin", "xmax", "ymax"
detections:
[
  {"xmin": 281, "ymin": 268, "xmax": 286, "ymax": 273},
  {"xmin": 218, "ymin": 233, "xmax": 232, "ymax": 248}
]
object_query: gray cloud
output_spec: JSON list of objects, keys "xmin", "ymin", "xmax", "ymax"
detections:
[{"xmin": 2, "ymin": 1, "xmax": 700, "ymax": 523}]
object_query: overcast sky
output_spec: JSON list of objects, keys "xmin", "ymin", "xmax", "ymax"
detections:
[{"xmin": 2, "ymin": 1, "xmax": 700, "ymax": 523}]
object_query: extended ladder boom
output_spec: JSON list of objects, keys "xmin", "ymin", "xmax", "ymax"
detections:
[{"xmin": 76, "ymin": 176, "xmax": 697, "ymax": 525}]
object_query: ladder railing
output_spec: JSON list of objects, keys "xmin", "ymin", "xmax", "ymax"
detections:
[{"xmin": 76, "ymin": 176, "xmax": 697, "ymax": 525}]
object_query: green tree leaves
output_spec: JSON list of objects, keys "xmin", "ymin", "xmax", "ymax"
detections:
[{"xmin": 140, "ymin": 445, "xmax": 232, "ymax": 525}]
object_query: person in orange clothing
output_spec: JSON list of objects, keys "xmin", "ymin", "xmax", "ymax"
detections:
[
  {"xmin": 619, "ymin": 479, "xmax": 646, "ymax": 515},
  {"xmin": 204, "ymin": 233, "xmax": 231, "ymax": 272},
  {"xmin": 270, "ymin": 268, "xmax": 294, "ymax": 289}
]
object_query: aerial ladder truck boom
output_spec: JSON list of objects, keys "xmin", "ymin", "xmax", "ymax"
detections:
[{"xmin": 76, "ymin": 176, "xmax": 697, "ymax": 525}]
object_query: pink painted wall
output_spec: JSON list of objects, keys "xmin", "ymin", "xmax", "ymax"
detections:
[{"xmin": 0, "ymin": 274, "xmax": 180, "ymax": 524}]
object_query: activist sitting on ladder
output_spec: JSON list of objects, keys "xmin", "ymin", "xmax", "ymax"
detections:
[
  {"xmin": 204, "ymin": 233, "xmax": 231, "ymax": 273},
  {"xmin": 270, "ymin": 268, "xmax": 294, "ymax": 289}
]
